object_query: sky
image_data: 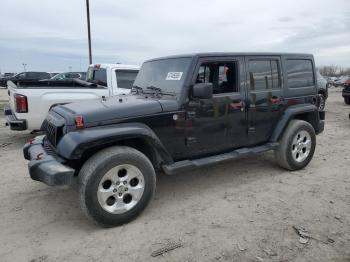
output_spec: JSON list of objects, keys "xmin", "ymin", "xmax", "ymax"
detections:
[{"xmin": 0, "ymin": 0, "xmax": 349, "ymax": 73}]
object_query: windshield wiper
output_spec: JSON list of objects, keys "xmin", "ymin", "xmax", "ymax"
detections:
[
  {"xmin": 131, "ymin": 85, "xmax": 143, "ymax": 94},
  {"xmin": 146, "ymin": 86, "xmax": 176, "ymax": 97}
]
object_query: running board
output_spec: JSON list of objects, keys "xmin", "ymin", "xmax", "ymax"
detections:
[{"xmin": 162, "ymin": 142, "xmax": 279, "ymax": 175}]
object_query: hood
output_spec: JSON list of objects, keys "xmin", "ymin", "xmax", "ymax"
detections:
[{"xmin": 53, "ymin": 94, "xmax": 178, "ymax": 127}]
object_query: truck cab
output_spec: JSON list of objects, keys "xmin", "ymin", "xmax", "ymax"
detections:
[
  {"xmin": 4, "ymin": 63, "xmax": 139, "ymax": 131},
  {"xmin": 86, "ymin": 63, "xmax": 140, "ymax": 96}
]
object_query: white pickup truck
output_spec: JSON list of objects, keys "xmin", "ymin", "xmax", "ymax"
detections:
[{"xmin": 4, "ymin": 63, "xmax": 139, "ymax": 131}]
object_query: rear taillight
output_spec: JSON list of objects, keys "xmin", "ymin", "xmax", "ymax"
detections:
[
  {"xmin": 75, "ymin": 115, "xmax": 84, "ymax": 129},
  {"xmin": 15, "ymin": 94, "xmax": 28, "ymax": 113}
]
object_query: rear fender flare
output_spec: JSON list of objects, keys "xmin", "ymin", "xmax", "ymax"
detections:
[{"xmin": 269, "ymin": 104, "xmax": 319, "ymax": 142}]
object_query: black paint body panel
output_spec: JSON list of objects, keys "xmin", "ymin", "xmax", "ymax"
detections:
[{"xmin": 32, "ymin": 52, "xmax": 324, "ymax": 173}]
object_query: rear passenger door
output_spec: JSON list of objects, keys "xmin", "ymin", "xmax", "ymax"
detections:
[{"xmin": 245, "ymin": 56, "xmax": 284, "ymax": 145}]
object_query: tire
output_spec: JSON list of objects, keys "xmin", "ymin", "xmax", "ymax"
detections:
[
  {"xmin": 274, "ymin": 120, "xmax": 316, "ymax": 171},
  {"xmin": 318, "ymin": 94, "xmax": 326, "ymax": 111},
  {"xmin": 78, "ymin": 146, "xmax": 156, "ymax": 227},
  {"xmin": 344, "ymin": 97, "xmax": 350, "ymax": 105}
]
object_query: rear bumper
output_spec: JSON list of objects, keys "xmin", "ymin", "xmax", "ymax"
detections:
[
  {"xmin": 23, "ymin": 136, "xmax": 75, "ymax": 186},
  {"xmin": 4, "ymin": 104, "xmax": 27, "ymax": 130}
]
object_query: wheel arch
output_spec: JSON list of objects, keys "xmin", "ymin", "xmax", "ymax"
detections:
[
  {"xmin": 56, "ymin": 122, "xmax": 173, "ymax": 171},
  {"xmin": 270, "ymin": 104, "xmax": 320, "ymax": 142}
]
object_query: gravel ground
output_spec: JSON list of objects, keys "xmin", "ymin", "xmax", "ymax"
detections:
[{"xmin": 0, "ymin": 88, "xmax": 349, "ymax": 262}]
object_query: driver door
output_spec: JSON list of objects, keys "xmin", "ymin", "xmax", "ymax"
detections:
[{"xmin": 184, "ymin": 57, "xmax": 247, "ymax": 158}]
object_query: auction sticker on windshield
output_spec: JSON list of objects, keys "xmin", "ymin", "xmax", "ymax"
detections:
[{"xmin": 166, "ymin": 72, "xmax": 183, "ymax": 80}]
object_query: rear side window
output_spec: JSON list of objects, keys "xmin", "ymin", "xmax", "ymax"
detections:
[
  {"xmin": 248, "ymin": 60, "xmax": 281, "ymax": 91},
  {"xmin": 88, "ymin": 68, "xmax": 107, "ymax": 86},
  {"xmin": 26, "ymin": 72, "xmax": 37, "ymax": 78},
  {"xmin": 40, "ymin": 73, "xmax": 50, "ymax": 79},
  {"xmin": 286, "ymin": 59, "xmax": 314, "ymax": 88},
  {"xmin": 115, "ymin": 70, "xmax": 138, "ymax": 89}
]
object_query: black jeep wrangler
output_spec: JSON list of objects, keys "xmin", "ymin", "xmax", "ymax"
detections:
[{"xmin": 24, "ymin": 53, "xmax": 325, "ymax": 226}]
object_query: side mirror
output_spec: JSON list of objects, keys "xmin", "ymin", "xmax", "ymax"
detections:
[{"xmin": 192, "ymin": 83, "xmax": 213, "ymax": 99}]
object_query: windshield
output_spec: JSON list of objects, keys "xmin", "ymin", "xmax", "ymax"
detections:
[{"xmin": 133, "ymin": 58, "xmax": 192, "ymax": 94}]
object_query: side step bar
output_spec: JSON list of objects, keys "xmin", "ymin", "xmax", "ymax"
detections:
[{"xmin": 162, "ymin": 142, "xmax": 279, "ymax": 175}]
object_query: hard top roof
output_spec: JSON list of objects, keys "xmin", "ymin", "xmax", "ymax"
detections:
[{"xmin": 145, "ymin": 52, "xmax": 313, "ymax": 62}]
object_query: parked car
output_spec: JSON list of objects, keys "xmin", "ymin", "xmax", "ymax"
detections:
[
  {"xmin": 327, "ymin": 76, "xmax": 337, "ymax": 86},
  {"xmin": 316, "ymin": 71, "xmax": 328, "ymax": 111},
  {"xmin": 3, "ymin": 73, "xmax": 16, "ymax": 77},
  {"xmin": 334, "ymin": 76, "xmax": 349, "ymax": 87},
  {"xmin": 4, "ymin": 64, "xmax": 139, "ymax": 131},
  {"xmin": 342, "ymin": 79, "xmax": 350, "ymax": 104},
  {"xmin": 0, "ymin": 73, "xmax": 15, "ymax": 87},
  {"xmin": 23, "ymin": 52, "xmax": 325, "ymax": 226},
  {"xmin": 0, "ymin": 71, "xmax": 51, "ymax": 87},
  {"xmin": 48, "ymin": 72, "xmax": 87, "ymax": 81}
]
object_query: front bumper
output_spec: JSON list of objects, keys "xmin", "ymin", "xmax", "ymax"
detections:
[
  {"xmin": 4, "ymin": 104, "xmax": 27, "ymax": 130},
  {"xmin": 342, "ymin": 88, "xmax": 350, "ymax": 98},
  {"xmin": 23, "ymin": 136, "xmax": 75, "ymax": 186}
]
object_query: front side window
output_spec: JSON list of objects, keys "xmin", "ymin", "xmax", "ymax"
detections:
[
  {"xmin": 195, "ymin": 62, "xmax": 238, "ymax": 94},
  {"xmin": 286, "ymin": 59, "xmax": 314, "ymax": 88},
  {"xmin": 17, "ymin": 72, "xmax": 27, "ymax": 78},
  {"xmin": 115, "ymin": 70, "xmax": 138, "ymax": 89},
  {"xmin": 248, "ymin": 59, "xmax": 281, "ymax": 91}
]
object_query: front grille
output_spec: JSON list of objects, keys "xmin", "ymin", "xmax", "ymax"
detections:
[
  {"xmin": 42, "ymin": 119, "xmax": 58, "ymax": 146},
  {"xmin": 43, "ymin": 137, "xmax": 59, "ymax": 158},
  {"xmin": 41, "ymin": 117, "xmax": 64, "ymax": 147}
]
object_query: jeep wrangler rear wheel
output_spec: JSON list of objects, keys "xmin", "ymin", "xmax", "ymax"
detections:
[
  {"xmin": 274, "ymin": 120, "xmax": 316, "ymax": 171},
  {"xmin": 78, "ymin": 146, "xmax": 156, "ymax": 227}
]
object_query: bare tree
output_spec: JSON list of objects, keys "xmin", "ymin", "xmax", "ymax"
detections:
[{"xmin": 318, "ymin": 64, "xmax": 349, "ymax": 77}]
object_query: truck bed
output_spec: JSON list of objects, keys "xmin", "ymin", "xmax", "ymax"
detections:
[
  {"xmin": 11, "ymin": 79, "xmax": 105, "ymax": 89},
  {"xmin": 6, "ymin": 80, "xmax": 110, "ymax": 130}
]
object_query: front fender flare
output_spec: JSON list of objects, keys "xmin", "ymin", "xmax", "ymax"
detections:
[{"xmin": 56, "ymin": 123, "xmax": 173, "ymax": 164}]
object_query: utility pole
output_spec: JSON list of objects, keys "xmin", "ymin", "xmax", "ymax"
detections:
[
  {"xmin": 22, "ymin": 63, "xmax": 27, "ymax": 72},
  {"xmin": 86, "ymin": 0, "xmax": 92, "ymax": 65}
]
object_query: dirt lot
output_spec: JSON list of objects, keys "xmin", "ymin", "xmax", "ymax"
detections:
[{"xmin": 0, "ymin": 88, "xmax": 349, "ymax": 262}]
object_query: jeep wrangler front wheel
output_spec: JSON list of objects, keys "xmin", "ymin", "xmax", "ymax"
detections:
[
  {"xmin": 274, "ymin": 120, "xmax": 316, "ymax": 171},
  {"xmin": 78, "ymin": 146, "xmax": 156, "ymax": 227}
]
